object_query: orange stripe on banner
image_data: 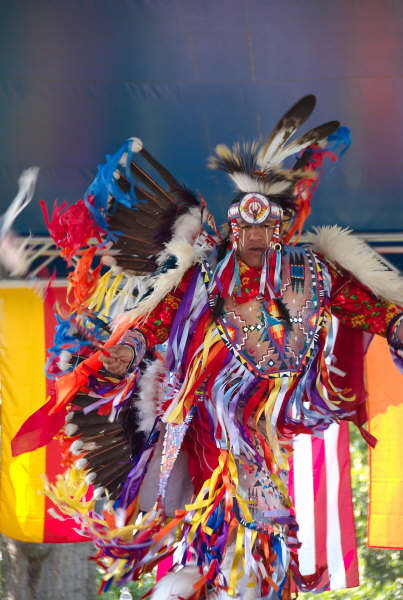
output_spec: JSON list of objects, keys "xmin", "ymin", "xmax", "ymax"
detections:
[
  {"xmin": 366, "ymin": 335, "xmax": 403, "ymax": 549},
  {"xmin": 0, "ymin": 288, "xmax": 47, "ymax": 541}
]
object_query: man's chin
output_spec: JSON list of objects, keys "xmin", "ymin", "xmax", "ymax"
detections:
[{"xmin": 241, "ymin": 251, "xmax": 265, "ymax": 268}]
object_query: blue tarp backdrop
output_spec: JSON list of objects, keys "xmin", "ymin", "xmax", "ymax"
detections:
[{"xmin": 0, "ymin": 1, "xmax": 402, "ymax": 260}]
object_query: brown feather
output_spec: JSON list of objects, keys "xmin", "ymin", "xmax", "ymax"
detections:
[
  {"xmin": 130, "ymin": 162, "xmax": 175, "ymax": 209},
  {"xmin": 140, "ymin": 146, "xmax": 181, "ymax": 191},
  {"xmin": 259, "ymin": 95, "xmax": 317, "ymax": 163}
]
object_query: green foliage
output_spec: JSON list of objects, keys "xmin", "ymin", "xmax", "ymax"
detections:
[
  {"xmin": 97, "ymin": 424, "xmax": 402, "ymax": 599},
  {"xmin": 98, "ymin": 571, "xmax": 155, "ymax": 600},
  {"xmin": 300, "ymin": 424, "xmax": 403, "ymax": 599}
]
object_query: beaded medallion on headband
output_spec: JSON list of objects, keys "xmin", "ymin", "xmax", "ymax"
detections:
[{"xmin": 227, "ymin": 193, "xmax": 284, "ymax": 225}]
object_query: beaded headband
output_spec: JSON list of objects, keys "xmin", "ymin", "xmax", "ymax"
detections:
[{"xmin": 227, "ymin": 193, "xmax": 284, "ymax": 225}]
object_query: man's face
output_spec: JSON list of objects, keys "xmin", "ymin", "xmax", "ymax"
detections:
[{"xmin": 231, "ymin": 219, "xmax": 277, "ymax": 268}]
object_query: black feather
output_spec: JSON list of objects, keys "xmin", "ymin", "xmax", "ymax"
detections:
[{"xmin": 139, "ymin": 146, "xmax": 181, "ymax": 191}]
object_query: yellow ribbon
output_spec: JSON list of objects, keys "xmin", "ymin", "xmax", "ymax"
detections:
[
  {"xmin": 88, "ymin": 269, "xmax": 112, "ymax": 312},
  {"xmin": 167, "ymin": 322, "xmax": 221, "ymax": 424}
]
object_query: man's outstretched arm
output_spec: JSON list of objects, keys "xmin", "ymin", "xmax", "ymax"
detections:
[
  {"xmin": 328, "ymin": 261, "xmax": 403, "ymax": 349},
  {"xmin": 100, "ymin": 266, "xmax": 197, "ymax": 374}
]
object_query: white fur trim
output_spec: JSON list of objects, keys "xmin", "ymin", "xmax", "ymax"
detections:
[
  {"xmin": 136, "ymin": 359, "xmax": 166, "ymax": 432},
  {"xmin": 304, "ymin": 226, "xmax": 403, "ymax": 305},
  {"xmin": 170, "ymin": 206, "xmax": 202, "ymax": 248},
  {"xmin": 150, "ymin": 566, "xmax": 201, "ymax": 600},
  {"xmin": 125, "ymin": 239, "xmax": 199, "ymax": 320}
]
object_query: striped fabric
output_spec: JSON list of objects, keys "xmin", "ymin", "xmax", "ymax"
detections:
[
  {"xmin": 288, "ymin": 318, "xmax": 360, "ymax": 590},
  {"xmin": 289, "ymin": 422, "xmax": 359, "ymax": 589}
]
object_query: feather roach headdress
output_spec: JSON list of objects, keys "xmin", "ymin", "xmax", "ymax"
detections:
[{"xmin": 208, "ymin": 95, "xmax": 349, "ymax": 243}]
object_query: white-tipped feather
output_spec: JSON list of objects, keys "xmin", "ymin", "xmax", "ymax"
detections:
[
  {"xmin": 268, "ymin": 138, "xmax": 317, "ymax": 166},
  {"xmin": 58, "ymin": 350, "xmax": 73, "ymax": 372},
  {"xmin": 130, "ymin": 137, "xmax": 143, "ymax": 153},
  {"xmin": 64, "ymin": 423, "xmax": 78, "ymax": 436},
  {"xmin": 85, "ymin": 472, "xmax": 97, "ymax": 485},
  {"xmin": 256, "ymin": 95, "xmax": 317, "ymax": 168},
  {"xmin": 268, "ymin": 129, "xmax": 330, "ymax": 167},
  {"xmin": 119, "ymin": 152, "xmax": 128, "ymax": 168},
  {"xmin": 257, "ymin": 129, "xmax": 290, "ymax": 168},
  {"xmin": 70, "ymin": 440, "xmax": 84, "ymax": 455},
  {"xmin": 150, "ymin": 566, "xmax": 201, "ymax": 600},
  {"xmin": 93, "ymin": 486, "xmax": 105, "ymax": 500},
  {"xmin": 304, "ymin": 226, "xmax": 403, "ymax": 305},
  {"xmin": 74, "ymin": 458, "xmax": 88, "ymax": 469}
]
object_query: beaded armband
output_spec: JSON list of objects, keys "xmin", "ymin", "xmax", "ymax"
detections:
[
  {"xmin": 118, "ymin": 329, "xmax": 148, "ymax": 371},
  {"xmin": 386, "ymin": 313, "xmax": 403, "ymax": 350}
]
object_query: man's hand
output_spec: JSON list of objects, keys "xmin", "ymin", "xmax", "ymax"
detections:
[{"xmin": 100, "ymin": 344, "xmax": 134, "ymax": 376}]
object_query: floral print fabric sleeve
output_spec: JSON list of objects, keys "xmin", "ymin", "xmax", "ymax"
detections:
[
  {"xmin": 327, "ymin": 260, "xmax": 403, "ymax": 345},
  {"xmin": 119, "ymin": 266, "xmax": 198, "ymax": 356}
]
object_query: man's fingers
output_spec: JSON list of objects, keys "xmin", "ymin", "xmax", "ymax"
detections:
[
  {"xmin": 99, "ymin": 344, "xmax": 134, "ymax": 375},
  {"xmin": 101, "ymin": 357, "xmax": 120, "ymax": 370}
]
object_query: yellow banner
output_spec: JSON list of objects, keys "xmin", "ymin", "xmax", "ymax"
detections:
[
  {"xmin": 0, "ymin": 288, "xmax": 47, "ymax": 541},
  {"xmin": 367, "ymin": 335, "xmax": 403, "ymax": 548}
]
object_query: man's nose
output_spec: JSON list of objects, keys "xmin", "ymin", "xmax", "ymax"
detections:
[{"xmin": 249, "ymin": 227, "xmax": 266, "ymax": 240}]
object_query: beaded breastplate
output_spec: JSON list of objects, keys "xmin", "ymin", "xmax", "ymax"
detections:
[{"xmin": 215, "ymin": 248, "xmax": 327, "ymax": 377}]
